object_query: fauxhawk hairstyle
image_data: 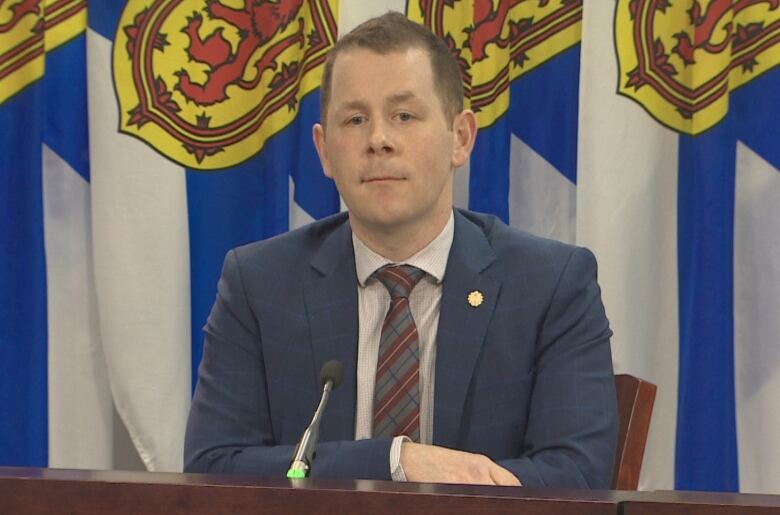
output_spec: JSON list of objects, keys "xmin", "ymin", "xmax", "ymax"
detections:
[{"xmin": 319, "ymin": 11, "xmax": 464, "ymax": 126}]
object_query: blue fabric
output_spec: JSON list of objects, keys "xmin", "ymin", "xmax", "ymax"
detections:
[
  {"xmin": 468, "ymin": 43, "xmax": 581, "ymax": 223},
  {"xmin": 43, "ymin": 35, "xmax": 89, "ymax": 181},
  {"xmin": 0, "ymin": 24, "xmax": 88, "ymax": 467},
  {"xmin": 88, "ymin": 0, "xmax": 124, "ymax": 41},
  {"xmin": 676, "ymin": 123, "xmax": 738, "ymax": 492},
  {"xmin": 674, "ymin": 66, "xmax": 780, "ymax": 492},
  {"xmin": 508, "ymin": 44, "xmax": 580, "ymax": 184},
  {"xmin": 732, "ymin": 66, "xmax": 780, "ymax": 171},
  {"xmin": 0, "ymin": 82, "xmax": 48, "ymax": 467},
  {"xmin": 470, "ymin": 116, "xmax": 511, "ymax": 222},
  {"xmin": 184, "ymin": 209, "xmax": 617, "ymax": 487}
]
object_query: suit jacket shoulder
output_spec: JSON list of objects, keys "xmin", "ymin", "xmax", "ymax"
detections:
[
  {"xmin": 230, "ymin": 211, "xmax": 352, "ymax": 282},
  {"xmin": 457, "ymin": 208, "xmax": 589, "ymax": 272}
]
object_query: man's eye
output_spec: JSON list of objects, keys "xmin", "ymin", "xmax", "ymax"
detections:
[
  {"xmin": 397, "ymin": 112, "xmax": 414, "ymax": 122},
  {"xmin": 347, "ymin": 115, "xmax": 365, "ymax": 125}
]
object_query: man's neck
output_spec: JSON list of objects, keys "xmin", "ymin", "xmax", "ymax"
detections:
[{"xmin": 350, "ymin": 208, "xmax": 453, "ymax": 262}]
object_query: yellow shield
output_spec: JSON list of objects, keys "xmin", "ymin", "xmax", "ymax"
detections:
[
  {"xmin": 615, "ymin": 0, "xmax": 780, "ymax": 135},
  {"xmin": 113, "ymin": 0, "xmax": 337, "ymax": 170},
  {"xmin": 0, "ymin": 0, "xmax": 85, "ymax": 105},
  {"xmin": 407, "ymin": 0, "xmax": 583, "ymax": 128}
]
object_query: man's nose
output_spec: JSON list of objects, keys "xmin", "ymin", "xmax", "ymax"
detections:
[{"xmin": 367, "ymin": 119, "xmax": 394, "ymax": 155}]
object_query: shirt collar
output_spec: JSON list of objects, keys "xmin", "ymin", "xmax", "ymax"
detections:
[{"xmin": 353, "ymin": 211, "xmax": 454, "ymax": 287}]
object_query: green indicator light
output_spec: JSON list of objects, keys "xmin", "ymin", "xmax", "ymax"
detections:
[{"xmin": 287, "ymin": 468, "xmax": 307, "ymax": 479}]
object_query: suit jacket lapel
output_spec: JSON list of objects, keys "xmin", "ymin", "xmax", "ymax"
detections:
[
  {"xmin": 433, "ymin": 210, "xmax": 500, "ymax": 448},
  {"xmin": 303, "ymin": 218, "xmax": 358, "ymax": 442}
]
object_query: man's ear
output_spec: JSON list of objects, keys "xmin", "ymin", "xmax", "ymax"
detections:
[
  {"xmin": 312, "ymin": 123, "xmax": 332, "ymax": 178},
  {"xmin": 451, "ymin": 109, "xmax": 477, "ymax": 169}
]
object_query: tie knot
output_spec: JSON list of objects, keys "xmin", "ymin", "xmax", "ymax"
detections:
[{"xmin": 373, "ymin": 265, "xmax": 425, "ymax": 300}]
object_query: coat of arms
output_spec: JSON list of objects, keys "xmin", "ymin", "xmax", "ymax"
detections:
[{"xmin": 113, "ymin": 0, "xmax": 337, "ymax": 169}]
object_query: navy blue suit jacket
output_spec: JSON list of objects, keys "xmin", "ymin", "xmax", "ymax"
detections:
[{"xmin": 184, "ymin": 209, "xmax": 618, "ymax": 488}]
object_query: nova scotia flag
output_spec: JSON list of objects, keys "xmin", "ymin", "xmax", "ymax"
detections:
[
  {"xmin": 1, "ymin": 0, "xmax": 339, "ymax": 470},
  {"xmin": 579, "ymin": 0, "xmax": 780, "ymax": 492}
]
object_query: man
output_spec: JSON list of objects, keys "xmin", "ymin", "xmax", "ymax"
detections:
[{"xmin": 184, "ymin": 12, "xmax": 617, "ymax": 488}]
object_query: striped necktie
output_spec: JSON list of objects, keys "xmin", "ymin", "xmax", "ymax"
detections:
[{"xmin": 372, "ymin": 264, "xmax": 425, "ymax": 441}]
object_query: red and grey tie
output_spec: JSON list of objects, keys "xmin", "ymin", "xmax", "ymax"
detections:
[{"xmin": 372, "ymin": 264, "xmax": 425, "ymax": 441}]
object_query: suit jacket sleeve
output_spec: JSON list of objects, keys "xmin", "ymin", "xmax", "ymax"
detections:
[
  {"xmin": 496, "ymin": 246, "xmax": 617, "ymax": 488},
  {"xmin": 183, "ymin": 249, "xmax": 393, "ymax": 479}
]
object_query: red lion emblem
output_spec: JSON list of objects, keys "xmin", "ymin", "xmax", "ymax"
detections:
[
  {"xmin": 464, "ymin": 0, "xmax": 527, "ymax": 62},
  {"xmin": 0, "ymin": 0, "xmax": 40, "ymax": 34},
  {"xmin": 115, "ymin": 0, "xmax": 337, "ymax": 168},
  {"xmin": 176, "ymin": 0, "xmax": 305, "ymax": 106}
]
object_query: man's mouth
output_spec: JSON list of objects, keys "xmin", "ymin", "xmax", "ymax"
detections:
[{"xmin": 362, "ymin": 174, "xmax": 404, "ymax": 183}]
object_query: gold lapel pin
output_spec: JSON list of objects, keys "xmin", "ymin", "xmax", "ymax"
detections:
[{"xmin": 467, "ymin": 290, "xmax": 484, "ymax": 308}]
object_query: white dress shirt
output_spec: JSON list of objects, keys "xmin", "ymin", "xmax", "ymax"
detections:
[{"xmin": 352, "ymin": 212, "xmax": 454, "ymax": 480}]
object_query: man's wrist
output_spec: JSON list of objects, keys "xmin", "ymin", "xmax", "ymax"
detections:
[{"xmin": 389, "ymin": 435, "xmax": 412, "ymax": 481}]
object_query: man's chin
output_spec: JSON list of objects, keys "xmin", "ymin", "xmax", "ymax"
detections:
[{"xmin": 348, "ymin": 209, "xmax": 412, "ymax": 233}]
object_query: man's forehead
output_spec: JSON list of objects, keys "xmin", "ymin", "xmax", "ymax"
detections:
[{"xmin": 329, "ymin": 47, "xmax": 434, "ymax": 101}]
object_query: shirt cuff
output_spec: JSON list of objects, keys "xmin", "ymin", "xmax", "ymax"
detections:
[{"xmin": 389, "ymin": 435, "xmax": 411, "ymax": 481}]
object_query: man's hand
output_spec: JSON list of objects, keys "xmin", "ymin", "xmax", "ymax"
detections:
[{"xmin": 400, "ymin": 442, "xmax": 521, "ymax": 486}]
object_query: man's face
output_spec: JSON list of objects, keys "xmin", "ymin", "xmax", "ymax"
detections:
[{"xmin": 313, "ymin": 47, "xmax": 473, "ymax": 236}]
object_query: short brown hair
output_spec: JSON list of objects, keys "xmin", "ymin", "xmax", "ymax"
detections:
[{"xmin": 319, "ymin": 11, "xmax": 464, "ymax": 126}]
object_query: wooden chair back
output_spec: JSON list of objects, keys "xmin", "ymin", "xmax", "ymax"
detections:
[{"xmin": 612, "ymin": 374, "xmax": 657, "ymax": 490}]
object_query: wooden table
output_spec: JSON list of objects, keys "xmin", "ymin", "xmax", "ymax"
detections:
[{"xmin": 3, "ymin": 467, "xmax": 780, "ymax": 515}]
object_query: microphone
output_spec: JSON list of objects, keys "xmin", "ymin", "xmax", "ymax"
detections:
[{"xmin": 286, "ymin": 359, "xmax": 344, "ymax": 479}]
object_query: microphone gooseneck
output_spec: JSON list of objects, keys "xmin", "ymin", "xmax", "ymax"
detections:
[{"xmin": 286, "ymin": 360, "xmax": 344, "ymax": 479}]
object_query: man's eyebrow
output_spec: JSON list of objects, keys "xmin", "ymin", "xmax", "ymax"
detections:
[{"xmin": 335, "ymin": 99, "xmax": 369, "ymax": 112}]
